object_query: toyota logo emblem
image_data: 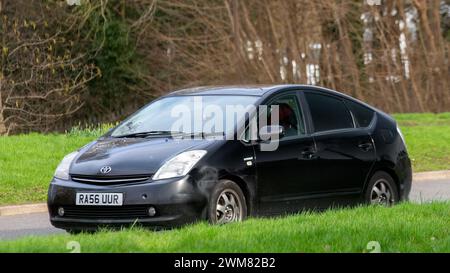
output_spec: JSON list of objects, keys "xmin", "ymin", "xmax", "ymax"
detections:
[{"xmin": 100, "ymin": 166, "xmax": 112, "ymax": 174}]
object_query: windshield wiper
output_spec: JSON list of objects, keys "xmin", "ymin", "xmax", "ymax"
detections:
[
  {"xmin": 113, "ymin": 131, "xmax": 184, "ymax": 138},
  {"xmin": 114, "ymin": 131, "xmax": 226, "ymax": 139},
  {"xmin": 181, "ymin": 132, "xmax": 226, "ymax": 138}
]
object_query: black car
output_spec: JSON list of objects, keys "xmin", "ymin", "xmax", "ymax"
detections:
[{"xmin": 48, "ymin": 85, "xmax": 412, "ymax": 231}]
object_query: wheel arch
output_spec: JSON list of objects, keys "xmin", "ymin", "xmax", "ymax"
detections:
[
  {"xmin": 219, "ymin": 174, "xmax": 254, "ymax": 216},
  {"xmin": 365, "ymin": 164, "xmax": 400, "ymax": 195}
]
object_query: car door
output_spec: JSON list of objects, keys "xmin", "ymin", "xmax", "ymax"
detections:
[
  {"xmin": 303, "ymin": 91, "xmax": 376, "ymax": 200},
  {"xmin": 254, "ymin": 92, "xmax": 321, "ymax": 215}
]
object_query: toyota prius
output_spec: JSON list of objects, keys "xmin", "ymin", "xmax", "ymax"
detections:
[{"xmin": 47, "ymin": 85, "xmax": 412, "ymax": 232}]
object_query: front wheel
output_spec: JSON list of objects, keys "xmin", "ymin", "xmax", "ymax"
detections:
[
  {"xmin": 365, "ymin": 171, "xmax": 399, "ymax": 206},
  {"xmin": 208, "ymin": 180, "xmax": 247, "ymax": 224}
]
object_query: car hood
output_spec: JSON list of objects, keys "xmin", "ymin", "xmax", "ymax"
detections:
[{"xmin": 70, "ymin": 137, "xmax": 211, "ymax": 176}]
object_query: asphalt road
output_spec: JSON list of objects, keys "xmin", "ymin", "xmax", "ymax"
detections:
[{"xmin": 0, "ymin": 178, "xmax": 448, "ymax": 241}]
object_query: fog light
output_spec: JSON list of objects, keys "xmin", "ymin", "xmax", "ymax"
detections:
[
  {"xmin": 148, "ymin": 206, "xmax": 156, "ymax": 217},
  {"xmin": 58, "ymin": 207, "xmax": 65, "ymax": 217}
]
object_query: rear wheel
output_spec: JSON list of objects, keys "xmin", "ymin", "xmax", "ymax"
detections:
[
  {"xmin": 365, "ymin": 171, "xmax": 399, "ymax": 206},
  {"xmin": 208, "ymin": 180, "xmax": 247, "ymax": 224}
]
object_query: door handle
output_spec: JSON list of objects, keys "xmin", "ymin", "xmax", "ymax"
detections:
[{"xmin": 358, "ymin": 142, "xmax": 373, "ymax": 151}]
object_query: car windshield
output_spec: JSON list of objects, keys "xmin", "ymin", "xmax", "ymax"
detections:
[{"xmin": 111, "ymin": 95, "xmax": 259, "ymax": 138}]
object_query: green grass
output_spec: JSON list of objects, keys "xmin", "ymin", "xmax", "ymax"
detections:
[
  {"xmin": 0, "ymin": 134, "xmax": 97, "ymax": 205},
  {"xmin": 393, "ymin": 113, "xmax": 450, "ymax": 172},
  {"xmin": 0, "ymin": 113, "xmax": 448, "ymax": 205},
  {"xmin": 0, "ymin": 202, "xmax": 448, "ymax": 253}
]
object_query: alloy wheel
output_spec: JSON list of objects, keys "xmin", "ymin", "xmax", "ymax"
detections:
[
  {"xmin": 215, "ymin": 189, "xmax": 243, "ymax": 224},
  {"xmin": 370, "ymin": 179, "xmax": 394, "ymax": 206}
]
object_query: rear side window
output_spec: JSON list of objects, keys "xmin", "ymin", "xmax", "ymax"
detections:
[
  {"xmin": 344, "ymin": 99, "xmax": 374, "ymax": 128},
  {"xmin": 304, "ymin": 93, "xmax": 354, "ymax": 132}
]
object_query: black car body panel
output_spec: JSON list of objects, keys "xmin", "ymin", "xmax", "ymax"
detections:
[
  {"xmin": 48, "ymin": 84, "xmax": 412, "ymax": 229},
  {"xmin": 71, "ymin": 137, "xmax": 212, "ymax": 177},
  {"xmin": 366, "ymin": 112, "xmax": 412, "ymax": 201}
]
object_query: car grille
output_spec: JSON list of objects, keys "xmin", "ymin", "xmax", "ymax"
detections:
[
  {"xmin": 62, "ymin": 205, "xmax": 151, "ymax": 219},
  {"xmin": 71, "ymin": 174, "xmax": 151, "ymax": 185}
]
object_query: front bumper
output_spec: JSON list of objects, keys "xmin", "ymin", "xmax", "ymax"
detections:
[{"xmin": 47, "ymin": 176, "xmax": 207, "ymax": 230}]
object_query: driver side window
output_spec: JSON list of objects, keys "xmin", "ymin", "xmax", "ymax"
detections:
[{"xmin": 265, "ymin": 95, "xmax": 305, "ymax": 138}]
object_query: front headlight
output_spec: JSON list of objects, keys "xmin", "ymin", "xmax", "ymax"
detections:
[
  {"xmin": 153, "ymin": 150, "xmax": 207, "ymax": 180},
  {"xmin": 54, "ymin": 151, "xmax": 78, "ymax": 180}
]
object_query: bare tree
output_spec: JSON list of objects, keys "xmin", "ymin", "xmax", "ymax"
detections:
[
  {"xmin": 0, "ymin": 0, "xmax": 98, "ymax": 134},
  {"xmin": 1, "ymin": 0, "xmax": 449, "ymax": 134}
]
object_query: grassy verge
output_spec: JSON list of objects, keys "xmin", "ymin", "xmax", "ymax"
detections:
[
  {"xmin": 0, "ymin": 134, "xmax": 96, "ymax": 205},
  {"xmin": 0, "ymin": 113, "xmax": 448, "ymax": 205},
  {"xmin": 393, "ymin": 113, "xmax": 450, "ymax": 172},
  {"xmin": 0, "ymin": 202, "xmax": 448, "ymax": 253}
]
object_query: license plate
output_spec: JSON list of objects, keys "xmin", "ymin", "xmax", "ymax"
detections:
[{"xmin": 76, "ymin": 193, "xmax": 123, "ymax": 206}]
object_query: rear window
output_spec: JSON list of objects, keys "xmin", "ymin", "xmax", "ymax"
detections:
[
  {"xmin": 344, "ymin": 99, "xmax": 374, "ymax": 128},
  {"xmin": 304, "ymin": 93, "xmax": 354, "ymax": 132}
]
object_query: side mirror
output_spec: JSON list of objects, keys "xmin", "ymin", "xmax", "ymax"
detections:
[{"xmin": 259, "ymin": 125, "xmax": 285, "ymax": 141}]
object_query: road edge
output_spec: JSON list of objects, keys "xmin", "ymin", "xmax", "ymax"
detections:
[
  {"xmin": 0, "ymin": 203, "xmax": 48, "ymax": 216},
  {"xmin": 0, "ymin": 170, "xmax": 448, "ymax": 217},
  {"xmin": 413, "ymin": 170, "xmax": 450, "ymax": 182}
]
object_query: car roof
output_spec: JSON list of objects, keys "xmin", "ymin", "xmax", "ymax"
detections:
[
  {"xmin": 166, "ymin": 84, "xmax": 352, "ymax": 97},
  {"xmin": 163, "ymin": 84, "xmax": 389, "ymax": 118},
  {"xmin": 166, "ymin": 85, "xmax": 280, "ymax": 96}
]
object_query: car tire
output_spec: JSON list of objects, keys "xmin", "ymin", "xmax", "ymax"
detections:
[
  {"xmin": 208, "ymin": 180, "xmax": 247, "ymax": 224},
  {"xmin": 365, "ymin": 171, "xmax": 399, "ymax": 206}
]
